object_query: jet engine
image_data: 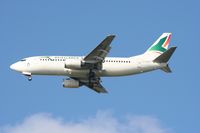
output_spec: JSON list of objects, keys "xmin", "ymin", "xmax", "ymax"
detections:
[
  {"xmin": 63, "ymin": 78, "xmax": 80, "ymax": 88},
  {"xmin": 65, "ymin": 59, "xmax": 83, "ymax": 69}
]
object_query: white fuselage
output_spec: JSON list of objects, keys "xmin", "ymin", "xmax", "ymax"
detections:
[{"xmin": 10, "ymin": 54, "xmax": 165, "ymax": 78}]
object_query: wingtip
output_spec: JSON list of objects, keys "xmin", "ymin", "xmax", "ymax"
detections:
[
  {"xmin": 97, "ymin": 88, "xmax": 108, "ymax": 94},
  {"xmin": 107, "ymin": 34, "xmax": 116, "ymax": 38},
  {"xmin": 102, "ymin": 90, "xmax": 108, "ymax": 93}
]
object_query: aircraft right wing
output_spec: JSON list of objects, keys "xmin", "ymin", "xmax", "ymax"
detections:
[
  {"xmin": 85, "ymin": 82, "xmax": 108, "ymax": 93},
  {"xmin": 72, "ymin": 77, "xmax": 108, "ymax": 93}
]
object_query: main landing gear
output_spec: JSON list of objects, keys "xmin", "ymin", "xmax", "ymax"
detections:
[{"xmin": 88, "ymin": 69, "xmax": 100, "ymax": 85}]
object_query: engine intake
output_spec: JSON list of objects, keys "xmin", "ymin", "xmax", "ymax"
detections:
[{"xmin": 63, "ymin": 79, "xmax": 80, "ymax": 88}]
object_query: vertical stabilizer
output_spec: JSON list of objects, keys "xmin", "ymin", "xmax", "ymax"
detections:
[{"xmin": 146, "ymin": 33, "xmax": 172, "ymax": 54}]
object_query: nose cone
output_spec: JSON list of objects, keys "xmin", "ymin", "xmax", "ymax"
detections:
[
  {"xmin": 10, "ymin": 63, "xmax": 15, "ymax": 70},
  {"xmin": 10, "ymin": 62, "xmax": 23, "ymax": 72}
]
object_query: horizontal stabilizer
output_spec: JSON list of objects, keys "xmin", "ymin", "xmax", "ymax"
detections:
[
  {"xmin": 161, "ymin": 64, "xmax": 172, "ymax": 73},
  {"xmin": 153, "ymin": 47, "xmax": 177, "ymax": 63}
]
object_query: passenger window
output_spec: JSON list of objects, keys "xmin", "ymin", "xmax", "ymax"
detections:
[{"xmin": 20, "ymin": 59, "xmax": 26, "ymax": 61}]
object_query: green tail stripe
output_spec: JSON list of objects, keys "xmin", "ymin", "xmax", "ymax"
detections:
[{"xmin": 149, "ymin": 36, "xmax": 167, "ymax": 52}]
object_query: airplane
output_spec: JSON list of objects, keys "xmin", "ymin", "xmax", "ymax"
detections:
[{"xmin": 10, "ymin": 33, "xmax": 176, "ymax": 93}]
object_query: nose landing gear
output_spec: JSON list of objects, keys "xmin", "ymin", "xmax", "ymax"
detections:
[
  {"xmin": 28, "ymin": 76, "xmax": 32, "ymax": 81},
  {"xmin": 22, "ymin": 72, "xmax": 32, "ymax": 81}
]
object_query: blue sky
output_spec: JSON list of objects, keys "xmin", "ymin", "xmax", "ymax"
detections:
[{"xmin": 0, "ymin": 0, "xmax": 199, "ymax": 133}]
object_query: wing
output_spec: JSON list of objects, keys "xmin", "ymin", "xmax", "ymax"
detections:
[
  {"xmin": 84, "ymin": 35, "xmax": 115, "ymax": 64},
  {"xmin": 86, "ymin": 82, "xmax": 108, "ymax": 93},
  {"xmin": 72, "ymin": 77, "xmax": 108, "ymax": 93}
]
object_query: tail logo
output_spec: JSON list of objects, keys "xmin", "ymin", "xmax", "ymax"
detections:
[{"xmin": 149, "ymin": 34, "xmax": 171, "ymax": 53}]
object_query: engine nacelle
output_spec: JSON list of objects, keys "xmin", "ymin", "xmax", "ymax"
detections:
[
  {"xmin": 63, "ymin": 79, "xmax": 80, "ymax": 88},
  {"xmin": 65, "ymin": 59, "xmax": 83, "ymax": 69}
]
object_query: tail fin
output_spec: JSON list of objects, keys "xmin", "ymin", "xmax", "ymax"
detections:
[{"xmin": 146, "ymin": 33, "xmax": 172, "ymax": 54}]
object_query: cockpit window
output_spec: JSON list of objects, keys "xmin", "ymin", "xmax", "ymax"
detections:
[{"xmin": 20, "ymin": 59, "xmax": 26, "ymax": 61}]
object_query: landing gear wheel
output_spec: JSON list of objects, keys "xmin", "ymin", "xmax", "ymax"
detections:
[
  {"xmin": 89, "ymin": 69, "xmax": 95, "ymax": 85},
  {"xmin": 89, "ymin": 69, "xmax": 95, "ymax": 78},
  {"xmin": 28, "ymin": 76, "xmax": 32, "ymax": 81}
]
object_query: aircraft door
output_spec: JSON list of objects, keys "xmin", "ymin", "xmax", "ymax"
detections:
[
  {"xmin": 26, "ymin": 62, "xmax": 31, "ymax": 71},
  {"xmin": 137, "ymin": 62, "xmax": 143, "ymax": 73}
]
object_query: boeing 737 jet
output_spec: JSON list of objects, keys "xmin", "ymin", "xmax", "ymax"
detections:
[{"xmin": 10, "ymin": 33, "xmax": 176, "ymax": 93}]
